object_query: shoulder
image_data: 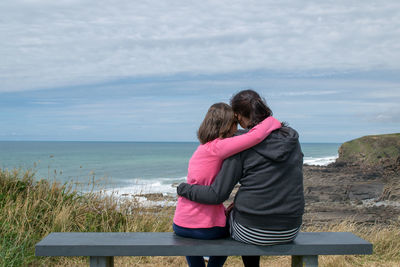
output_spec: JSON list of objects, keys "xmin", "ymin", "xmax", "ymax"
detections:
[
  {"xmin": 271, "ymin": 126, "xmax": 299, "ymax": 139},
  {"xmin": 221, "ymin": 152, "xmax": 242, "ymax": 167},
  {"xmin": 201, "ymin": 138, "xmax": 223, "ymax": 154}
]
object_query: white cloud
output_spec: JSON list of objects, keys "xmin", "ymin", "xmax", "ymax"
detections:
[
  {"xmin": 365, "ymin": 89, "xmax": 400, "ymax": 99},
  {"xmin": 1, "ymin": 0, "xmax": 400, "ymax": 92},
  {"xmin": 70, "ymin": 125, "xmax": 89, "ymax": 131},
  {"xmin": 30, "ymin": 100, "xmax": 60, "ymax": 105},
  {"xmin": 275, "ymin": 90, "xmax": 341, "ymax": 97}
]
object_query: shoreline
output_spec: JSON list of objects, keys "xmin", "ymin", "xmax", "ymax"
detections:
[
  {"xmin": 128, "ymin": 163, "xmax": 400, "ymax": 226},
  {"xmin": 88, "ymin": 156, "xmax": 339, "ymax": 198}
]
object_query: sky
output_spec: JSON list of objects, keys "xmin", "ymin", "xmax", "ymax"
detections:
[{"xmin": 1, "ymin": 0, "xmax": 399, "ymax": 143}]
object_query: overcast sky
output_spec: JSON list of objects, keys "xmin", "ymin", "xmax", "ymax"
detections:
[{"xmin": 1, "ymin": 0, "xmax": 399, "ymax": 142}]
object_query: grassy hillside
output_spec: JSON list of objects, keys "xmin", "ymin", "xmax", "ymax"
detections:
[{"xmin": 337, "ymin": 133, "xmax": 400, "ymax": 167}]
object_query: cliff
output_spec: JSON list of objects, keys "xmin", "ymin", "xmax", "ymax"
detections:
[
  {"xmin": 336, "ymin": 133, "xmax": 400, "ymax": 169},
  {"xmin": 298, "ymin": 133, "xmax": 400, "ymax": 226}
]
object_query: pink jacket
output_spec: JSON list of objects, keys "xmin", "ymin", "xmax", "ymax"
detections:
[{"xmin": 173, "ymin": 116, "xmax": 281, "ymax": 228}]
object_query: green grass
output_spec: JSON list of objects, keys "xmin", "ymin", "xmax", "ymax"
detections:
[
  {"xmin": 338, "ymin": 133, "xmax": 400, "ymax": 165},
  {"xmin": 0, "ymin": 168, "xmax": 174, "ymax": 266}
]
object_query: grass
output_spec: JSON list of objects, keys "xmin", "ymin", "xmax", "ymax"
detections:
[
  {"xmin": 0, "ymin": 168, "xmax": 174, "ymax": 266},
  {"xmin": 1, "ymin": 168, "xmax": 399, "ymax": 266},
  {"xmin": 339, "ymin": 133, "xmax": 400, "ymax": 166}
]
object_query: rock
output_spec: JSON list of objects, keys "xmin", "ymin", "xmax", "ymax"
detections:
[
  {"xmin": 302, "ymin": 162, "xmax": 399, "ymax": 226},
  {"xmin": 345, "ymin": 182, "xmax": 384, "ymax": 201}
]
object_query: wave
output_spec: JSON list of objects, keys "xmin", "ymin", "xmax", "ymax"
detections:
[
  {"xmin": 303, "ymin": 155, "xmax": 338, "ymax": 166},
  {"xmin": 96, "ymin": 156, "xmax": 339, "ymax": 197},
  {"xmin": 100, "ymin": 176, "xmax": 187, "ymax": 196}
]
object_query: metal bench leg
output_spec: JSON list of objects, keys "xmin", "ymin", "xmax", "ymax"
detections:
[
  {"xmin": 292, "ymin": 255, "xmax": 318, "ymax": 267},
  {"xmin": 89, "ymin": 256, "xmax": 114, "ymax": 267}
]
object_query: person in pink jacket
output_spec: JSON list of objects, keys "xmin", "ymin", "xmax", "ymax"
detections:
[{"xmin": 173, "ymin": 102, "xmax": 281, "ymax": 267}]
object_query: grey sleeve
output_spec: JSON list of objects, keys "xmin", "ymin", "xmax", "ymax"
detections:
[{"xmin": 177, "ymin": 154, "xmax": 242, "ymax": 204}]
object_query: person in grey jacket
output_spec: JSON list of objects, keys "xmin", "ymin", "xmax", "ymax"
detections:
[{"xmin": 177, "ymin": 89, "xmax": 304, "ymax": 267}]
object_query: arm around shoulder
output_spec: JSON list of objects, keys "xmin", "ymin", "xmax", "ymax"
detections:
[{"xmin": 215, "ymin": 116, "xmax": 281, "ymax": 159}]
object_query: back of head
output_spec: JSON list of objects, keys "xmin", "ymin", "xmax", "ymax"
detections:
[
  {"xmin": 230, "ymin": 89, "xmax": 273, "ymax": 129},
  {"xmin": 197, "ymin": 102, "xmax": 236, "ymax": 144}
]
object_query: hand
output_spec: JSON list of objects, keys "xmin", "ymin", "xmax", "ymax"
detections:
[{"xmin": 176, "ymin": 183, "xmax": 187, "ymax": 196}]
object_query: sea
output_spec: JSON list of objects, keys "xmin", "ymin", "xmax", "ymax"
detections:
[{"xmin": 0, "ymin": 141, "xmax": 340, "ymax": 196}]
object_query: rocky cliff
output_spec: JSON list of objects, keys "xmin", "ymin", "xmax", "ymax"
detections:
[{"xmin": 303, "ymin": 133, "xmax": 400, "ymax": 226}]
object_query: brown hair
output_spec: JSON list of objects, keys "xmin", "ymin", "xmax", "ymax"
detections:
[
  {"xmin": 230, "ymin": 89, "xmax": 273, "ymax": 129},
  {"xmin": 197, "ymin": 103, "xmax": 237, "ymax": 144}
]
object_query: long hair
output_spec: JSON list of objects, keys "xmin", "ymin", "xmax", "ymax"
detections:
[
  {"xmin": 230, "ymin": 89, "xmax": 273, "ymax": 129},
  {"xmin": 197, "ymin": 103, "xmax": 237, "ymax": 144}
]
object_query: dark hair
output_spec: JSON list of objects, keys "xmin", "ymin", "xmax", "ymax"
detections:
[
  {"xmin": 197, "ymin": 103, "xmax": 237, "ymax": 144},
  {"xmin": 230, "ymin": 89, "xmax": 273, "ymax": 128}
]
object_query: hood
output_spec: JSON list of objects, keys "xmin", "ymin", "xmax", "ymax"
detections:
[{"xmin": 238, "ymin": 127, "xmax": 300, "ymax": 162}]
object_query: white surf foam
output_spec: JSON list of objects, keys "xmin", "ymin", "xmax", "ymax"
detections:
[
  {"xmin": 101, "ymin": 176, "xmax": 187, "ymax": 197},
  {"xmin": 304, "ymin": 155, "xmax": 338, "ymax": 166},
  {"xmin": 99, "ymin": 154, "xmax": 339, "ymax": 199}
]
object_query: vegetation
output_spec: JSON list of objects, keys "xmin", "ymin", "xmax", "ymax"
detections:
[
  {"xmin": 0, "ymin": 168, "xmax": 175, "ymax": 266},
  {"xmin": 1, "ymin": 168, "xmax": 399, "ymax": 266},
  {"xmin": 337, "ymin": 133, "xmax": 400, "ymax": 166}
]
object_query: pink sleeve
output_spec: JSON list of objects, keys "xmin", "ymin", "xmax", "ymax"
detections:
[{"xmin": 213, "ymin": 116, "xmax": 281, "ymax": 159}]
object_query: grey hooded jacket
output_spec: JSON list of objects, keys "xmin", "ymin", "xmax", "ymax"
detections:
[{"xmin": 177, "ymin": 126, "xmax": 305, "ymax": 230}]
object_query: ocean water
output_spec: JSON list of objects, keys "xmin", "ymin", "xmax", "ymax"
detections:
[{"xmin": 0, "ymin": 141, "xmax": 340, "ymax": 195}]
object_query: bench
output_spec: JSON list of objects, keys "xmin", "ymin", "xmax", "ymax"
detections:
[{"xmin": 35, "ymin": 232, "xmax": 372, "ymax": 267}]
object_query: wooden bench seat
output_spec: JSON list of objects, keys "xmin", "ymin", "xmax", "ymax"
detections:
[{"xmin": 35, "ymin": 232, "xmax": 373, "ymax": 267}]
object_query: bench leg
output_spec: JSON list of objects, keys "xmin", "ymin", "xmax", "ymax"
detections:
[
  {"xmin": 291, "ymin": 255, "xmax": 318, "ymax": 267},
  {"xmin": 89, "ymin": 256, "xmax": 114, "ymax": 267}
]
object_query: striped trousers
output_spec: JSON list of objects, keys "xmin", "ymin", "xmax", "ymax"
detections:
[{"xmin": 229, "ymin": 213, "xmax": 300, "ymax": 246}]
